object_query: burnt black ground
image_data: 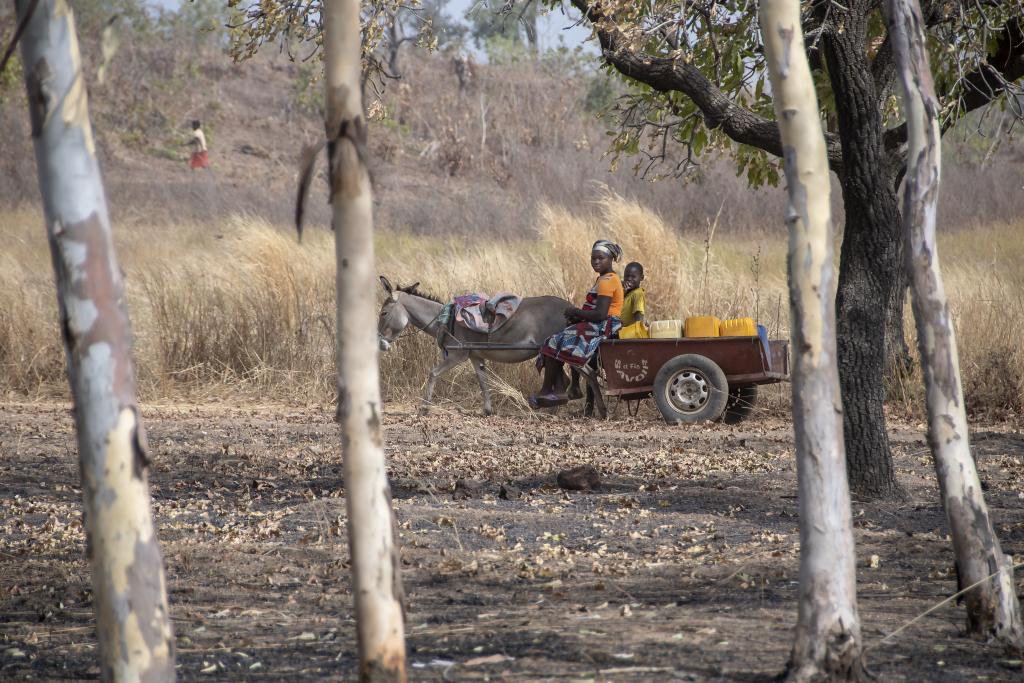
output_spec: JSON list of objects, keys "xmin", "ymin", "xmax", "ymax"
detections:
[{"xmin": 1, "ymin": 401, "xmax": 1022, "ymax": 681}]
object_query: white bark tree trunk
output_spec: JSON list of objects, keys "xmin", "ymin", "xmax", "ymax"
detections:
[
  {"xmin": 324, "ymin": 0, "xmax": 408, "ymax": 679},
  {"xmin": 759, "ymin": 1, "xmax": 865, "ymax": 679},
  {"xmin": 886, "ymin": 0, "xmax": 1024, "ymax": 649},
  {"xmin": 16, "ymin": 1, "xmax": 175, "ymax": 680}
]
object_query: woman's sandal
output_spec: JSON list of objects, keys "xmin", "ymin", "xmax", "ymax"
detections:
[{"xmin": 530, "ymin": 392, "xmax": 569, "ymax": 408}]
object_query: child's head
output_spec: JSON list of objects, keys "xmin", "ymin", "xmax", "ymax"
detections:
[
  {"xmin": 191, "ymin": 119, "xmax": 202, "ymax": 130},
  {"xmin": 623, "ymin": 262, "xmax": 644, "ymax": 291}
]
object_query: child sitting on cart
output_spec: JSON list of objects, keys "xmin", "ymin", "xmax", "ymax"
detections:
[
  {"xmin": 530, "ymin": 240, "xmax": 624, "ymax": 408},
  {"xmin": 620, "ymin": 261, "xmax": 646, "ymax": 329}
]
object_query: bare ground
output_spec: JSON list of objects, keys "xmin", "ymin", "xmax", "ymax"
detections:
[{"xmin": 1, "ymin": 400, "xmax": 1023, "ymax": 681}]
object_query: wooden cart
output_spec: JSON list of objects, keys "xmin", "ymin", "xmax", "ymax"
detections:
[
  {"xmin": 439, "ymin": 333, "xmax": 789, "ymax": 423},
  {"xmin": 593, "ymin": 335, "xmax": 790, "ymax": 423}
]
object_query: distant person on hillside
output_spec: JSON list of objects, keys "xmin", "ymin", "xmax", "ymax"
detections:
[{"xmin": 186, "ymin": 120, "xmax": 210, "ymax": 171}]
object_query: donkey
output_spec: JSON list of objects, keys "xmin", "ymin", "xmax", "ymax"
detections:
[{"xmin": 377, "ymin": 276, "xmax": 601, "ymax": 416}]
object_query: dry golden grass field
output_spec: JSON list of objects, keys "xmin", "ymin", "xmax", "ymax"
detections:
[{"xmin": 3, "ymin": 194, "xmax": 1023, "ymax": 417}]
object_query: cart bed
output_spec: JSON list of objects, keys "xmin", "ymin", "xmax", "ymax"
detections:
[{"xmin": 599, "ymin": 336, "xmax": 789, "ymax": 397}]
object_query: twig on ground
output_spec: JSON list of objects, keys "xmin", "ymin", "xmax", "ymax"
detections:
[{"xmin": 867, "ymin": 561, "xmax": 1024, "ymax": 651}]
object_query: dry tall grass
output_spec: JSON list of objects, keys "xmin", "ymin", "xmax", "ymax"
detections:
[{"xmin": 2, "ymin": 195, "xmax": 1022, "ymax": 417}]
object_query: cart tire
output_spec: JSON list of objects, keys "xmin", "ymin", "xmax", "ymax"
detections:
[
  {"xmin": 653, "ymin": 354, "xmax": 729, "ymax": 424},
  {"xmin": 721, "ymin": 384, "xmax": 758, "ymax": 425}
]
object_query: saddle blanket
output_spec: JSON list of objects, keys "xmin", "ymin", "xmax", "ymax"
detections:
[{"xmin": 439, "ymin": 292, "xmax": 522, "ymax": 335}]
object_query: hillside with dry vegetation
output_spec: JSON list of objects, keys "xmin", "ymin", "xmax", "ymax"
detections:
[{"xmin": 2, "ymin": 8, "xmax": 1022, "ymax": 235}]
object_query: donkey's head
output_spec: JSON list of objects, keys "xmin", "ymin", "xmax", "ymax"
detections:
[{"xmin": 377, "ymin": 275, "xmax": 419, "ymax": 351}]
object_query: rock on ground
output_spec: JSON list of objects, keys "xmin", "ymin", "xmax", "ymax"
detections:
[{"xmin": 557, "ymin": 465, "xmax": 601, "ymax": 491}]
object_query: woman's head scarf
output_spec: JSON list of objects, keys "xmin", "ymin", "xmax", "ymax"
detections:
[{"xmin": 592, "ymin": 240, "xmax": 622, "ymax": 262}]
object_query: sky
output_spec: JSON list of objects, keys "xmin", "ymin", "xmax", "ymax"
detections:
[
  {"xmin": 149, "ymin": 0, "xmax": 594, "ymax": 59},
  {"xmin": 456, "ymin": 0, "xmax": 594, "ymax": 54}
]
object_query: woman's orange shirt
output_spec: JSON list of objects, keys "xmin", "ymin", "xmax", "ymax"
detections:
[{"xmin": 595, "ymin": 272, "xmax": 624, "ymax": 318}]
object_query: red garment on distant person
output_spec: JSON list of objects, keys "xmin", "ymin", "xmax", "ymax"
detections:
[{"xmin": 189, "ymin": 150, "xmax": 209, "ymax": 169}]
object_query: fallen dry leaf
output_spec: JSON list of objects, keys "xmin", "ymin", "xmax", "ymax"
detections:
[{"xmin": 464, "ymin": 654, "xmax": 514, "ymax": 666}]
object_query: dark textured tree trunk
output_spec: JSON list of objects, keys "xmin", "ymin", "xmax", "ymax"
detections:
[
  {"xmin": 884, "ymin": 276, "xmax": 912, "ymax": 377},
  {"xmin": 823, "ymin": 1, "xmax": 905, "ymax": 499},
  {"xmin": 517, "ymin": 0, "xmax": 538, "ymax": 51},
  {"xmin": 387, "ymin": 15, "xmax": 402, "ymax": 77}
]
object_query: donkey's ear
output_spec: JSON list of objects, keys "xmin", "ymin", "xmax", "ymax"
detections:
[{"xmin": 379, "ymin": 276, "xmax": 393, "ymax": 294}]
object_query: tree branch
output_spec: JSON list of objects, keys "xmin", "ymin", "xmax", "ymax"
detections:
[
  {"xmin": 921, "ymin": 0, "xmax": 952, "ymax": 27},
  {"xmin": 884, "ymin": 15, "xmax": 1024, "ymax": 156},
  {"xmin": 571, "ymin": 0, "xmax": 846, "ymax": 174},
  {"xmin": 950, "ymin": 18, "xmax": 1024, "ymax": 126}
]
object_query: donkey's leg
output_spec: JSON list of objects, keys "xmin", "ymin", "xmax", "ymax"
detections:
[
  {"xmin": 583, "ymin": 355, "xmax": 600, "ymax": 415},
  {"xmin": 583, "ymin": 369, "xmax": 607, "ymax": 419},
  {"xmin": 421, "ymin": 351, "xmax": 467, "ymax": 415},
  {"xmin": 568, "ymin": 368, "xmax": 583, "ymax": 400},
  {"xmin": 471, "ymin": 356, "xmax": 493, "ymax": 416}
]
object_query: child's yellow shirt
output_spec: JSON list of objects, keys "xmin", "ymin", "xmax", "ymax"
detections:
[{"xmin": 620, "ymin": 287, "xmax": 646, "ymax": 326}]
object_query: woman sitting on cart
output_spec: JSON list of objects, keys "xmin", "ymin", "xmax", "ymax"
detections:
[{"xmin": 530, "ymin": 240, "xmax": 624, "ymax": 408}]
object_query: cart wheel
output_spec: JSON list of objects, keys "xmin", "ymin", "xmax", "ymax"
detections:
[
  {"xmin": 721, "ymin": 384, "xmax": 758, "ymax": 425},
  {"xmin": 653, "ymin": 354, "xmax": 729, "ymax": 424}
]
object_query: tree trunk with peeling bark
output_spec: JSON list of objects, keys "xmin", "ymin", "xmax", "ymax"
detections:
[
  {"xmin": 324, "ymin": 0, "xmax": 408, "ymax": 679},
  {"xmin": 760, "ymin": 0, "xmax": 865, "ymax": 679},
  {"xmin": 16, "ymin": 0, "xmax": 175, "ymax": 680},
  {"xmin": 886, "ymin": 0, "xmax": 1024, "ymax": 649}
]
